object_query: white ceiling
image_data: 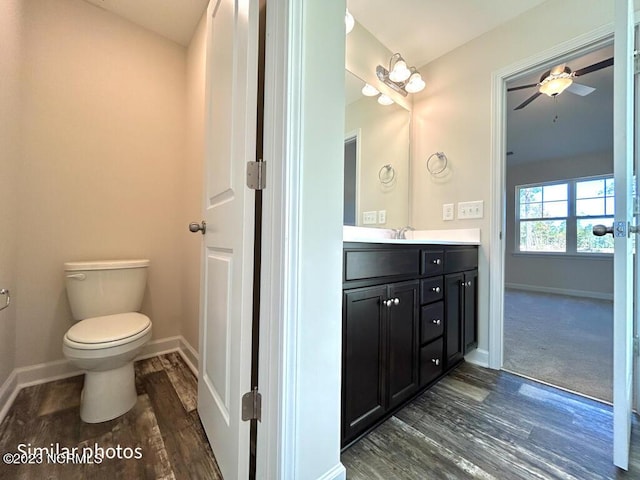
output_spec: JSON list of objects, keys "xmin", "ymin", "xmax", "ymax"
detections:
[
  {"xmin": 347, "ymin": 0, "xmax": 549, "ymax": 68},
  {"xmin": 83, "ymin": 0, "xmax": 208, "ymax": 46}
]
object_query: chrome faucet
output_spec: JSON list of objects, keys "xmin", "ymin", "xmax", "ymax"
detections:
[{"xmin": 396, "ymin": 226, "xmax": 415, "ymax": 239}]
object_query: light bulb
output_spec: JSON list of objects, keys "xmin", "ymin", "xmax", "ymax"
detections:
[
  {"xmin": 345, "ymin": 9, "xmax": 354, "ymax": 34},
  {"xmin": 377, "ymin": 94, "xmax": 394, "ymax": 106},
  {"xmin": 405, "ymin": 72, "xmax": 425, "ymax": 93},
  {"xmin": 389, "ymin": 59, "xmax": 410, "ymax": 82},
  {"xmin": 361, "ymin": 84, "xmax": 379, "ymax": 97}
]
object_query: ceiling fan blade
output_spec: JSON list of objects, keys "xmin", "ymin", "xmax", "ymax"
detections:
[
  {"xmin": 550, "ymin": 63, "xmax": 566, "ymax": 75},
  {"xmin": 507, "ymin": 83, "xmax": 538, "ymax": 92},
  {"xmin": 514, "ymin": 92, "xmax": 542, "ymax": 110},
  {"xmin": 566, "ymin": 82, "xmax": 596, "ymax": 96},
  {"xmin": 574, "ymin": 57, "xmax": 613, "ymax": 76}
]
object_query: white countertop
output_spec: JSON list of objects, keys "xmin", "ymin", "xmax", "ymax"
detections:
[{"xmin": 343, "ymin": 226, "xmax": 481, "ymax": 245}]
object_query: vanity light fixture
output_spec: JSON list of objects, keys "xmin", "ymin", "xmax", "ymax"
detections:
[
  {"xmin": 377, "ymin": 94, "xmax": 394, "ymax": 106},
  {"xmin": 376, "ymin": 53, "xmax": 425, "ymax": 96},
  {"xmin": 345, "ymin": 9, "xmax": 355, "ymax": 34},
  {"xmin": 361, "ymin": 83, "xmax": 380, "ymax": 97}
]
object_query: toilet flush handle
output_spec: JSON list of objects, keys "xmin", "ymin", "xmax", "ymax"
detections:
[{"xmin": 66, "ymin": 273, "xmax": 86, "ymax": 280}]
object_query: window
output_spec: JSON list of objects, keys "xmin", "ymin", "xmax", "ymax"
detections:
[
  {"xmin": 516, "ymin": 175, "xmax": 614, "ymax": 254},
  {"xmin": 575, "ymin": 178, "xmax": 615, "ymax": 253}
]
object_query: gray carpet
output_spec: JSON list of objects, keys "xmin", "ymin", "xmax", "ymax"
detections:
[{"xmin": 503, "ymin": 289, "xmax": 613, "ymax": 403}]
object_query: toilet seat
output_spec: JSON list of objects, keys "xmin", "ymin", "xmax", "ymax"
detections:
[{"xmin": 64, "ymin": 312, "xmax": 151, "ymax": 350}]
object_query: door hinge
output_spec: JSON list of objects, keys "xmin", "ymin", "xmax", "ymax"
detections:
[
  {"xmin": 634, "ymin": 336, "xmax": 639, "ymax": 357},
  {"xmin": 241, "ymin": 387, "xmax": 262, "ymax": 421},
  {"xmin": 634, "ymin": 50, "xmax": 640, "ymax": 75},
  {"xmin": 246, "ymin": 160, "xmax": 266, "ymax": 190},
  {"xmin": 634, "ymin": 197, "xmax": 640, "ymax": 216}
]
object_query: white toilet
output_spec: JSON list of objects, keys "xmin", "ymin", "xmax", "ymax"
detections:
[{"xmin": 62, "ymin": 259, "xmax": 152, "ymax": 423}]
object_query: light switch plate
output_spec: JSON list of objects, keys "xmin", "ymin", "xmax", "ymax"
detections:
[
  {"xmin": 443, "ymin": 203, "xmax": 454, "ymax": 221},
  {"xmin": 458, "ymin": 200, "xmax": 484, "ymax": 219},
  {"xmin": 363, "ymin": 211, "xmax": 377, "ymax": 225},
  {"xmin": 378, "ymin": 210, "xmax": 387, "ymax": 224}
]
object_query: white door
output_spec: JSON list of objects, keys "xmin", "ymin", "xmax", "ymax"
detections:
[
  {"xmin": 612, "ymin": 0, "xmax": 636, "ymax": 470},
  {"xmin": 197, "ymin": 0, "xmax": 259, "ymax": 478}
]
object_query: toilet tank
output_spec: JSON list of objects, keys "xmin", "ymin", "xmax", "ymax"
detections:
[{"xmin": 64, "ymin": 259, "xmax": 150, "ymax": 321}]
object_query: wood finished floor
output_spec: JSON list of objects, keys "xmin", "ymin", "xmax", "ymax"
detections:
[
  {"xmin": 0, "ymin": 352, "xmax": 221, "ymax": 480},
  {"xmin": 3, "ymin": 355, "xmax": 640, "ymax": 479},
  {"xmin": 341, "ymin": 362, "xmax": 640, "ymax": 479}
]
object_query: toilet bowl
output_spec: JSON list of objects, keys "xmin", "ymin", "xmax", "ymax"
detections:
[{"xmin": 62, "ymin": 260, "xmax": 152, "ymax": 423}]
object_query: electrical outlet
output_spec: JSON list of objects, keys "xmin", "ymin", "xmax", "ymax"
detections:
[
  {"xmin": 363, "ymin": 211, "xmax": 377, "ymax": 225},
  {"xmin": 458, "ymin": 200, "xmax": 484, "ymax": 219},
  {"xmin": 442, "ymin": 203, "xmax": 454, "ymax": 221},
  {"xmin": 378, "ymin": 210, "xmax": 387, "ymax": 224}
]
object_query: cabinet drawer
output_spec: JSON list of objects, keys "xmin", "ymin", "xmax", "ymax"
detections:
[
  {"xmin": 444, "ymin": 248, "xmax": 478, "ymax": 274},
  {"xmin": 420, "ymin": 338, "xmax": 443, "ymax": 387},
  {"xmin": 420, "ymin": 276, "xmax": 443, "ymax": 304},
  {"xmin": 345, "ymin": 249, "xmax": 420, "ymax": 282},
  {"xmin": 421, "ymin": 250, "xmax": 444, "ymax": 276},
  {"xmin": 420, "ymin": 302, "xmax": 444, "ymax": 344}
]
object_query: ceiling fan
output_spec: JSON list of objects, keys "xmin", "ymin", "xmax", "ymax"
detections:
[{"xmin": 508, "ymin": 57, "xmax": 613, "ymax": 110}]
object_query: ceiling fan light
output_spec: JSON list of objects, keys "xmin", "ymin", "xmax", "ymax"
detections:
[
  {"xmin": 539, "ymin": 76, "xmax": 573, "ymax": 97},
  {"xmin": 345, "ymin": 9, "xmax": 354, "ymax": 34},
  {"xmin": 377, "ymin": 94, "xmax": 394, "ymax": 106},
  {"xmin": 405, "ymin": 72, "xmax": 425, "ymax": 93},
  {"xmin": 361, "ymin": 83, "xmax": 379, "ymax": 96}
]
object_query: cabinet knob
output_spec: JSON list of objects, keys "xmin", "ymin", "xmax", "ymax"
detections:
[
  {"xmin": 431, "ymin": 286, "xmax": 441, "ymax": 293},
  {"xmin": 432, "ymin": 258, "xmax": 441, "ymax": 265},
  {"xmin": 432, "ymin": 319, "xmax": 441, "ymax": 326},
  {"xmin": 393, "ymin": 298, "xmax": 400, "ymax": 305},
  {"xmin": 383, "ymin": 299, "xmax": 392, "ymax": 307},
  {"xmin": 431, "ymin": 358, "xmax": 440, "ymax": 366},
  {"xmin": 467, "ymin": 281, "xmax": 472, "ymax": 287}
]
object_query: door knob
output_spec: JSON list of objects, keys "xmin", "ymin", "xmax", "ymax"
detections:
[
  {"xmin": 189, "ymin": 221, "xmax": 207, "ymax": 235},
  {"xmin": 592, "ymin": 224, "xmax": 613, "ymax": 237}
]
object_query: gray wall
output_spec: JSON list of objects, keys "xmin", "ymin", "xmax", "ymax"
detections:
[{"xmin": 505, "ymin": 151, "xmax": 613, "ymax": 298}]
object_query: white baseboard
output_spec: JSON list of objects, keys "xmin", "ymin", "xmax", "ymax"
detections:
[
  {"xmin": 505, "ymin": 283, "xmax": 613, "ymax": 301},
  {"xmin": 465, "ymin": 348, "xmax": 489, "ymax": 368},
  {"xmin": 316, "ymin": 463, "xmax": 346, "ymax": 480},
  {"xmin": 177, "ymin": 337, "xmax": 199, "ymax": 376},
  {"xmin": 0, "ymin": 335, "xmax": 199, "ymax": 424}
]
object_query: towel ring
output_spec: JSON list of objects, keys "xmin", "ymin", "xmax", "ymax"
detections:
[
  {"xmin": 378, "ymin": 164, "xmax": 396, "ymax": 185},
  {"xmin": 426, "ymin": 152, "xmax": 448, "ymax": 175},
  {"xmin": 0, "ymin": 289, "xmax": 9, "ymax": 312}
]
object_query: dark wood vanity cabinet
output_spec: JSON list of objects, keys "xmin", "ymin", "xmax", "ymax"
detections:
[
  {"xmin": 342, "ymin": 280, "xmax": 419, "ymax": 443},
  {"xmin": 342, "ymin": 242, "xmax": 478, "ymax": 448}
]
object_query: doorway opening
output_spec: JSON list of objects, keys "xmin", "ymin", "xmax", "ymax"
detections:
[{"xmin": 502, "ymin": 42, "xmax": 614, "ymax": 403}]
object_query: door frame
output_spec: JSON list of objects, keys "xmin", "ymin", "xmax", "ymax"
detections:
[
  {"xmin": 344, "ymin": 128, "xmax": 362, "ymax": 226},
  {"xmin": 488, "ymin": 24, "xmax": 618, "ymax": 370},
  {"xmin": 256, "ymin": 0, "xmax": 346, "ymax": 479}
]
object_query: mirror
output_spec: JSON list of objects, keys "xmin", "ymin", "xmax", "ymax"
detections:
[{"xmin": 344, "ymin": 70, "xmax": 410, "ymax": 229}]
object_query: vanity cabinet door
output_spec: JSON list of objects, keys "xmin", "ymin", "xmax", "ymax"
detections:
[
  {"xmin": 387, "ymin": 281, "xmax": 419, "ymax": 410},
  {"xmin": 444, "ymin": 272, "xmax": 464, "ymax": 368},
  {"xmin": 342, "ymin": 286, "xmax": 387, "ymax": 443},
  {"xmin": 463, "ymin": 270, "xmax": 478, "ymax": 353}
]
